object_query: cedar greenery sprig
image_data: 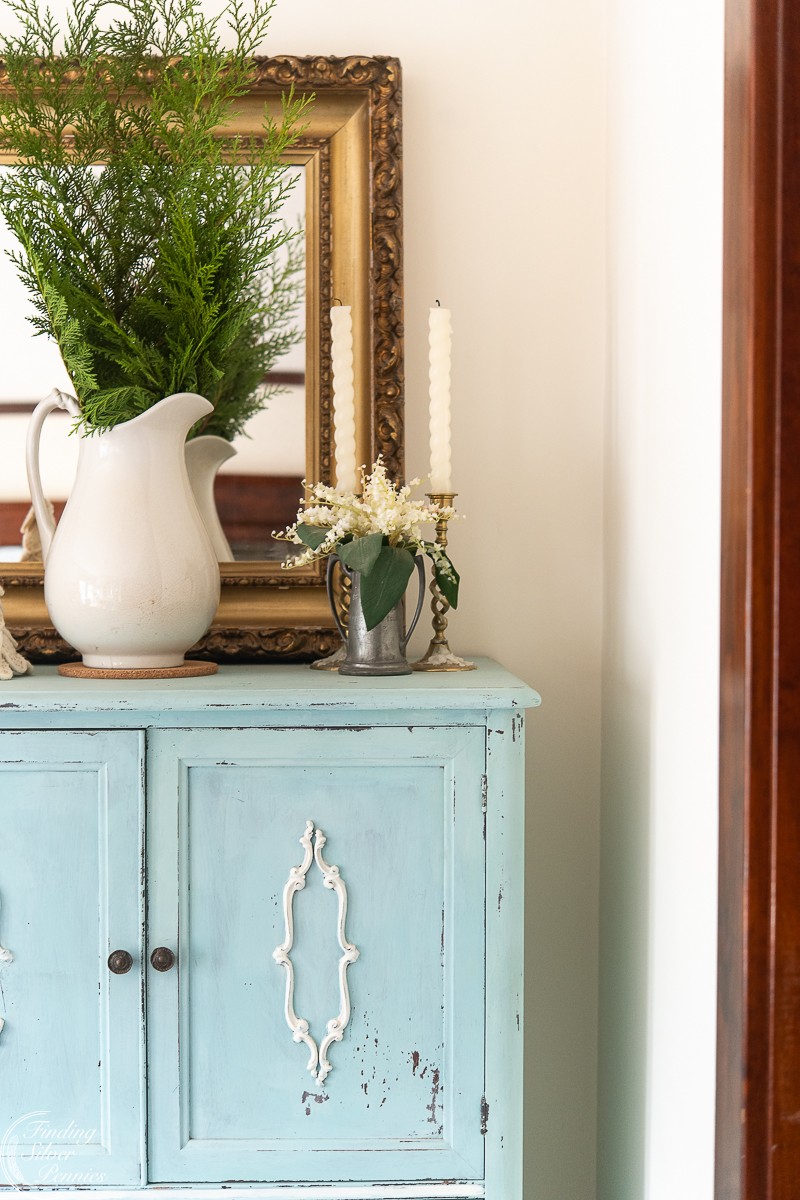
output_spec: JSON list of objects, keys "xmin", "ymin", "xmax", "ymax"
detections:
[{"xmin": 0, "ymin": 0, "xmax": 310, "ymax": 438}]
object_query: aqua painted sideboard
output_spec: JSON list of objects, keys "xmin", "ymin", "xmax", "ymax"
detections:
[{"xmin": 0, "ymin": 659, "xmax": 539, "ymax": 1200}]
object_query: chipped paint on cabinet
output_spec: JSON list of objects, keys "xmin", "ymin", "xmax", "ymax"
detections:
[
  {"xmin": 146, "ymin": 725, "xmax": 486, "ymax": 1183},
  {"xmin": 0, "ymin": 730, "xmax": 145, "ymax": 1187},
  {"xmin": 0, "ymin": 662, "xmax": 538, "ymax": 1200}
]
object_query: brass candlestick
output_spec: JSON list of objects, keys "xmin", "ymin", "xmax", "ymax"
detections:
[{"xmin": 412, "ymin": 492, "xmax": 476, "ymax": 672}]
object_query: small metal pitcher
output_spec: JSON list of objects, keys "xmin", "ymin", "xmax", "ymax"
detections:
[{"xmin": 326, "ymin": 554, "xmax": 426, "ymax": 676}]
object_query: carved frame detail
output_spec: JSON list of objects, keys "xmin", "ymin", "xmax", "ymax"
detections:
[
  {"xmin": 252, "ymin": 56, "xmax": 404, "ymax": 481},
  {"xmin": 273, "ymin": 821, "xmax": 359, "ymax": 1086},
  {"xmin": 5, "ymin": 624, "xmax": 343, "ymax": 665}
]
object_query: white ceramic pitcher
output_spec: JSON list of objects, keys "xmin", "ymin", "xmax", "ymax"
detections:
[
  {"xmin": 184, "ymin": 434, "xmax": 237, "ymax": 562},
  {"xmin": 27, "ymin": 389, "xmax": 221, "ymax": 669}
]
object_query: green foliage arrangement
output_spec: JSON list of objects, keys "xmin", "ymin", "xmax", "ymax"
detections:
[
  {"xmin": 275, "ymin": 458, "xmax": 461, "ymax": 631},
  {"xmin": 0, "ymin": 0, "xmax": 310, "ymax": 438}
]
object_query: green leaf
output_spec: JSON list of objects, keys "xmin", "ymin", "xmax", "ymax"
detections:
[
  {"xmin": 296, "ymin": 523, "xmax": 329, "ymax": 550},
  {"xmin": 337, "ymin": 531, "xmax": 384, "ymax": 576},
  {"xmin": 434, "ymin": 565, "xmax": 459, "ymax": 609},
  {"xmin": 424, "ymin": 542, "xmax": 460, "ymax": 609},
  {"xmin": 359, "ymin": 545, "xmax": 416, "ymax": 631}
]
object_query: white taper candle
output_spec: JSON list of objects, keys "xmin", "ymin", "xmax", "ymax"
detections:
[
  {"xmin": 331, "ymin": 305, "xmax": 358, "ymax": 493},
  {"xmin": 429, "ymin": 306, "xmax": 452, "ymax": 492}
]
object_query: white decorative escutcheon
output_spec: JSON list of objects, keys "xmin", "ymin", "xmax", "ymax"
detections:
[
  {"xmin": 272, "ymin": 821, "xmax": 318, "ymax": 1076},
  {"xmin": 313, "ymin": 829, "xmax": 360, "ymax": 1085},
  {"xmin": 273, "ymin": 821, "xmax": 360, "ymax": 1086}
]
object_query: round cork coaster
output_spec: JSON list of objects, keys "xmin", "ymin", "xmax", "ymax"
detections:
[{"xmin": 58, "ymin": 661, "xmax": 218, "ymax": 680}]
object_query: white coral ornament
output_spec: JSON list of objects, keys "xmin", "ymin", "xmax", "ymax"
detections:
[
  {"xmin": 19, "ymin": 499, "xmax": 54, "ymax": 562},
  {"xmin": 0, "ymin": 585, "xmax": 33, "ymax": 680}
]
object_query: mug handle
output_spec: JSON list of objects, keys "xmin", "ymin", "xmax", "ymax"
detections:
[
  {"xmin": 326, "ymin": 554, "xmax": 352, "ymax": 643},
  {"xmin": 401, "ymin": 556, "xmax": 427, "ymax": 653}
]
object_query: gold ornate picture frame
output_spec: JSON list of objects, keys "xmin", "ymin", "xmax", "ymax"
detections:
[{"xmin": 0, "ymin": 55, "xmax": 403, "ymax": 663}]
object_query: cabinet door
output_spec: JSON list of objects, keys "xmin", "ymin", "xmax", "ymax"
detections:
[
  {"xmin": 0, "ymin": 730, "xmax": 144, "ymax": 1187},
  {"xmin": 147, "ymin": 726, "xmax": 486, "ymax": 1184}
]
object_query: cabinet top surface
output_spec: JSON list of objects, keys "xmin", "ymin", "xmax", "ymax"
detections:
[{"xmin": 0, "ymin": 657, "xmax": 541, "ymax": 714}]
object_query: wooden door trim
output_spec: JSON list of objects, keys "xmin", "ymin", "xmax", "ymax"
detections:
[{"xmin": 717, "ymin": 0, "xmax": 800, "ymax": 1195}]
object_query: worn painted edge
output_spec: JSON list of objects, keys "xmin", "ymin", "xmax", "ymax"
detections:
[
  {"xmin": 484, "ymin": 710, "xmax": 525, "ymax": 1200},
  {"xmin": 0, "ymin": 660, "xmax": 541, "ymax": 715},
  {"xmin": 0, "ymin": 706, "xmax": 527, "ymax": 734},
  {"xmin": 0, "ymin": 1186, "xmax": 486, "ymax": 1198}
]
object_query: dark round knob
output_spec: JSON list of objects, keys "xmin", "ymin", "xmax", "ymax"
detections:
[
  {"xmin": 108, "ymin": 950, "xmax": 133, "ymax": 975},
  {"xmin": 150, "ymin": 946, "xmax": 175, "ymax": 972}
]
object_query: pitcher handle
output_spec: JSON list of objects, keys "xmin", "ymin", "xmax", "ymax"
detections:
[
  {"xmin": 25, "ymin": 388, "xmax": 81, "ymax": 563},
  {"xmin": 326, "ymin": 554, "xmax": 351, "ymax": 644},
  {"xmin": 401, "ymin": 556, "xmax": 427, "ymax": 653}
]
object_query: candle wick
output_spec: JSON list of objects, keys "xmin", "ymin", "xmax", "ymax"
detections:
[
  {"xmin": 435, "ymin": 299, "xmax": 441, "ymax": 306},
  {"xmin": 332, "ymin": 297, "xmax": 343, "ymax": 305}
]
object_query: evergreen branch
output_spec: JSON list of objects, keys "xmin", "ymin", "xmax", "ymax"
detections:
[{"xmin": 0, "ymin": 0, "xmax": 308, "ymax": 437}]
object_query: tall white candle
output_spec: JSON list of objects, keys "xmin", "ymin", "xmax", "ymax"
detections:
[
  {"xmin": 331, "ymin": 305, "xmax": 358, "ymax": 493},
  {"xmin": 428, "ymin": 305, "xmax": 452, "ymax": 493}
]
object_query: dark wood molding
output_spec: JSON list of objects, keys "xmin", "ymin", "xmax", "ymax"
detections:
[
  {"xmin": 213, "ymin": 473, "xmax": 302, "ymax": 553},
  {"xmin": 0, "ymin": 370, "xmax": 305, "ymax": 414},
  {"xmin": 717, "ymin": 0, "xmax": 800, "ymax": 1195},
  {"xmin": 0, "ymin": 402, "xmax": 70, "ymax": 414}
]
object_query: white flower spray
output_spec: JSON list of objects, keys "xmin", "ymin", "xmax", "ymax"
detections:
[{"xmin": 274, "ymin": 456, "xmax": 458, "ymax": 568}]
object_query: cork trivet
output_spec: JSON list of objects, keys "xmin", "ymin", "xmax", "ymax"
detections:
[{"xmin": 58, "ymin": 661, "xmax": 218, "ymax": 680}]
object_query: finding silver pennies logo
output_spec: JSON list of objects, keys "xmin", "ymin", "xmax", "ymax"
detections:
[{"xmin": 0, "ymin": 1111, "xmax": 105, "ymax": 1186}]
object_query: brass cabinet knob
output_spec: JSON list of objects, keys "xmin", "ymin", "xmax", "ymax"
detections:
[
  {"xmin": 150, "ymin": 946, "xmax": 176, "ymax": 972},
  {"xmin": 108, "ymin": 950, "xmax": 133, "ymax": 975}
]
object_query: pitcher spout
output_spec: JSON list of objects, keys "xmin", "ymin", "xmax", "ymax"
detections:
[{"xmin": 121, "ymin": 392, "xmax": 213, "ymax": 442}]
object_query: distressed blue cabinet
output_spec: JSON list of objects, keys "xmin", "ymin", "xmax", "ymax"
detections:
[
  {"xmin": 0, "ymin": 659, "xmax": 538, "ymax": 1200},
  {"xmin": 0, "ymin": 731, "xmax": 144, "ymax": 1186}
]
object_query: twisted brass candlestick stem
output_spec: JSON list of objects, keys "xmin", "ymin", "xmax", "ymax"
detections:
[{"xmin": 412, "ymin": 492, "xmax": 475, "ymax": 672}]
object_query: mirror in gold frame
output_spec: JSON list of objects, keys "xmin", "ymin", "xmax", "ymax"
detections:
[{"xmin": 0, "ymin": 55, "xmax": 404, "ymax": 664}]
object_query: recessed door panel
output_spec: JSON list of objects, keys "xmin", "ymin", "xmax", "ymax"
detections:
[
  {"xmin": 146, "ymin": 726, "xmax": 486, "ymax": 1183},
  {"xmin": 0, "ymin": 730, "xmax": 144, "ymax": 1187}
]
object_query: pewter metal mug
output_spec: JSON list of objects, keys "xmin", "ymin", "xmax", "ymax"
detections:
[{"xmin": 326, "ymin": 554, "xmax": 426, "ymax": 676}]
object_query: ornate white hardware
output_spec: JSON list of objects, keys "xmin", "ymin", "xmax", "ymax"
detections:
[
  {"xmin": 273, "ymin": 821, "xmax": 360, "ymax": 1086},
  {"xmin": 313, "ymin": 829, "xmax": 360, "ymax": 1086},
  {"xmin": 0, "ymin": 894, "xmax": 12, "ymax": 1039},
  {"xmin": 272, "ymin": 821, "xmax": 319, "ymax": 1076}
]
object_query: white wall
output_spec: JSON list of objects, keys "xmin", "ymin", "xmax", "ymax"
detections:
[
  {"xmin": 267, "ymin": 3, "xmax": 607, "ymax": 1197},
  {"xmin": 0, "ymin": 0, "xmax": 726, "ymax": 1192},
  {"xmin": 0, "ymin": 33, "xmax": 606, "ymax": 1194},
  {"xmin": 599, "ymin": 0, "xmax": 724, "ymax": 1197}
]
